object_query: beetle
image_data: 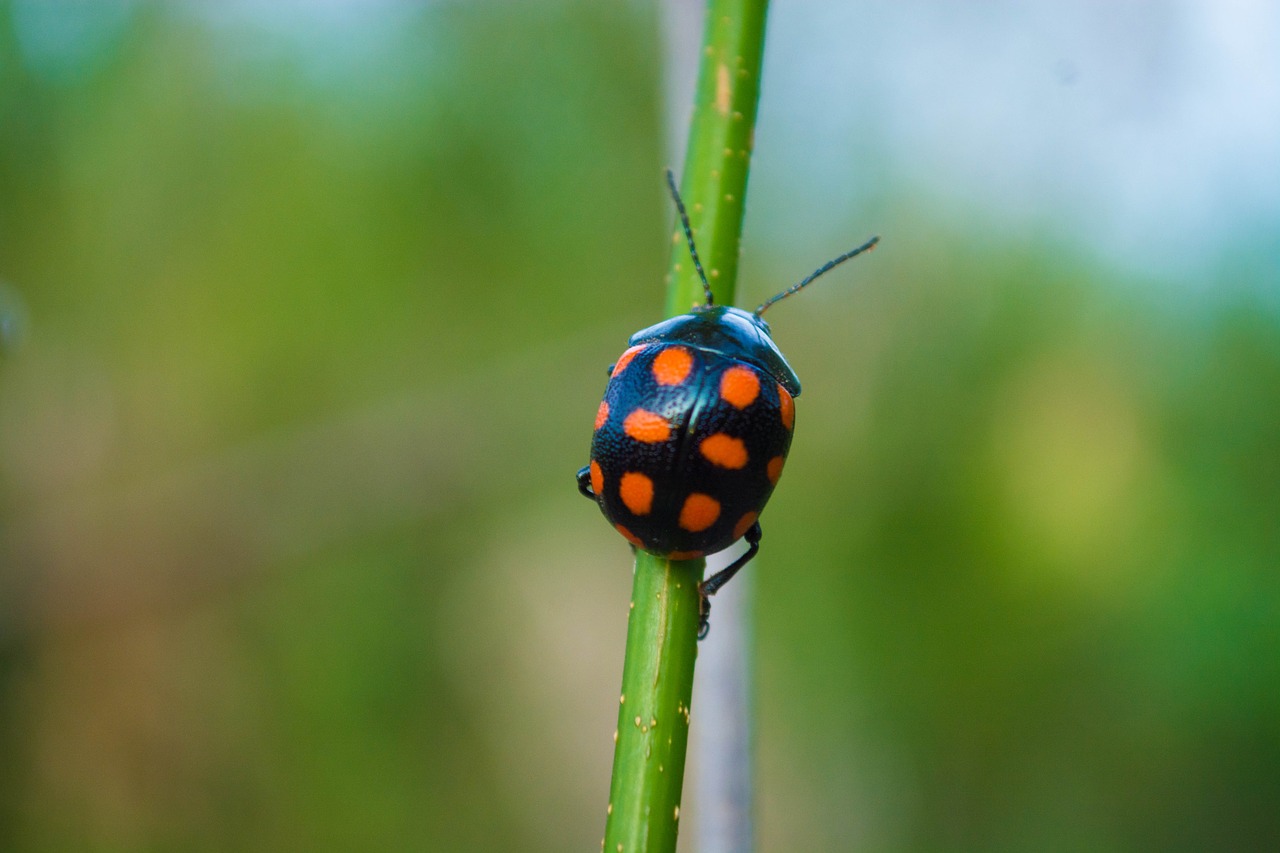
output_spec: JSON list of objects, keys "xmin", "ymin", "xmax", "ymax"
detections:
[{"xmin": 577, "ymin": 170, "xmax": 877, "ymax": 638}]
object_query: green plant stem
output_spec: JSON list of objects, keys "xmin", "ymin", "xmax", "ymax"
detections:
[
  {"xmin": 604, "ymin": 552, "xmax": 703, "ymax": 852},
  {"xmin": 666, "ymin": 0, "xmax": 769, "ymax": 316},
  {"xmin": 603, "ymin": 2, "xmax": 769, "ymax": 851}
]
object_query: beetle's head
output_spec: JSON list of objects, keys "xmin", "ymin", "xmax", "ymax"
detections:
[{"xmin": 628, "ymin": 305, "xmax": 801, "ymax": 395}]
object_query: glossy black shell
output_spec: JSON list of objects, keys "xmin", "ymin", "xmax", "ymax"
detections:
[
  {"xmin": 628, "ymin": 306, "xmax": 801, "ymax": 394},
  {"xmin": 586, "ymin": 307, "xmax": 798, "ymax": 558}
]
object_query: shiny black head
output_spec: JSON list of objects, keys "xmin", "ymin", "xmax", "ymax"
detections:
[{"xmin": 628, "ymin": 305, "xmax": 801, "ymax": 394}]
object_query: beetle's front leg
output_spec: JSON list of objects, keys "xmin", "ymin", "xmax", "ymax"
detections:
[{"xmin": 576, "ymin": 465, "xmax": 596, "ymax": 499}]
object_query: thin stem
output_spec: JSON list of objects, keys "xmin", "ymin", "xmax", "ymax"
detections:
[
  {"xmin": 665, "ymin": 0, "xmax": 769, "ymax": 318},
  {"xmin": 604, "ymin": 553, "xmax": 703, "ymax": 852},
  {"xmin": 603, "ymin": 1, "xmax": 769, "ymax": 851}
]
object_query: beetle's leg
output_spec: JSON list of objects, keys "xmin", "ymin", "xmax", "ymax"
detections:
[
  {"xmin": 576, "ymin": 465, "xmax": 596, "ymax": 499},
  {"xmin": 697, "ymin": 521, "xmax": 761, "ymax": 640},
  {"xmin": 606, "ymin": 363, "xmax": 615, "ymax": 376}
]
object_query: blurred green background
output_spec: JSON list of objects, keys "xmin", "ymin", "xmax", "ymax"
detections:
[{"xmin": 1, "ymin": 1, "xmax": 1277, "ymax": 851}]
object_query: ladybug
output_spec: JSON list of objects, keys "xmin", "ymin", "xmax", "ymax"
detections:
[{"xmin": 577, "ymin": 170, "xmax": 877, "ymax": 638}]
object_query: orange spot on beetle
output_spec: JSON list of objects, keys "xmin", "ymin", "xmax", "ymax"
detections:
[
  {"xmin": 590, "ymin": 460, "xmax": 604, "ymax": 495},
  {"xmin": 612, "ymin": 345, "xmax": 644, "ymax": 378},
  {"xmin": 595, "ymin": 400, "xmax": 609, "ymax": 430},
  {"xmin": 699, "ymin": 433, "xmax": 748, "ymax": 469},
  {"xmin": 733, "ymin": 511, "xmax": 758, "ymax": 540},
  {"xmin": 652, "ymin": 347, "xmax": 694, "ymax": 385},
  {"xmin": 620, "ymin": 472, "xmax": 654, "ymax": 515},
  {"xmin": 679, "ymin": 493, "xmax": 720, "ymax": 532},
  {"xmin": 615, "ymin": 523, "xmax": 644, "ymax": 547},
  {"xmin": 623, "ymin": 409, "xmax": 671, "ymax": 443},
  {"xmin": 766, "ymin": 455, "xmax": 785, "ymax": 485},
  {"xmin": 777, "ymin": 384, "xmax": 794, "ymax": 430},
  {"xmin": 668, "ymin": 550, "xmax": 704, "ymax": 561},
  {"xmin": 720, "ymin": 366, "xmax": 760, "ymax": 408}
]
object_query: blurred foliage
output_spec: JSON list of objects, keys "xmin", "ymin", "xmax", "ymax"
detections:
[{"xmin": 0, "ymin": 2, "xmax": 1276, "ymax": 852}]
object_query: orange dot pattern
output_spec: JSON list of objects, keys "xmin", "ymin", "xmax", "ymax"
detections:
[
  {"xmin": 615, "ymin": 523, "xmax": 644, "ymax": 548},
  {"xmin": 719, "ymin": 366, "xmax": 760, "ymax": 409},
  {"xmin": 652, "ymin": 346, "xmax": 694, "ymax": 386},
  {"xmin": 620, "ymin": 471, "xmax": 654, "ymax": 515},
  {"xmin": 587, "ymin": 339, "xmax": 795, "ymax": 559},
  {"xmin": 623, "ymin": 409, "xmax": 671, "ymax": 443},
  {"xmin": 777, "ymin": 384, "xmax": 794, "ymax": 430},
  {"xmin": 612, "ymin": 345, "xmax": 644, "ymax": 378},
  {"xmin": 699, "ymin": 433, "xmax": 748, "ymax": 469},
  {"xmin": 679, "ymin": 493, "xmax": 721, "ymax": 533}
]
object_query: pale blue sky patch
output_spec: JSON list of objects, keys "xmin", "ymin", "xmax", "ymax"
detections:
[{"xmin": 11, "ymin": 0, "xmax": 140, "ymax": 85}]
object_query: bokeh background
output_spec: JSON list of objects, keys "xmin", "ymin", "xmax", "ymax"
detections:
[{"xmin": 1, "ymin": 1, "xmax": 1277, "ymax": 850}]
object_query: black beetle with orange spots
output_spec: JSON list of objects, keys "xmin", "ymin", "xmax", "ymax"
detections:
[{"xmin": 578, "ymin": 170, "xmax": 878, "ymax": 638}]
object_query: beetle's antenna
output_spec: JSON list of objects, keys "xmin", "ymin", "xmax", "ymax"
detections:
[
  {"xmin": 754, "ymin": 236, "xmax": 880, "ymax": 317},
  {"xmin": 665, "ymin": 169, "xmax": 715, "ymax": 306}
]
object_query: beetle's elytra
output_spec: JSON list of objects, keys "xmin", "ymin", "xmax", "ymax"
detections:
[{"xmin": 577, "ymin": 170, "xmax": 877, "ymax": 637}]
